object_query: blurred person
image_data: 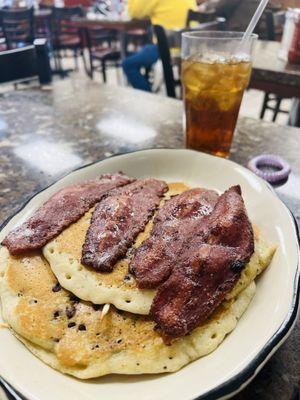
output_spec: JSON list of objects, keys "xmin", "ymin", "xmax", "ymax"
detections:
[{"xmin": 122, "ymin": 0, "xmax": 197, "ymax": 92}]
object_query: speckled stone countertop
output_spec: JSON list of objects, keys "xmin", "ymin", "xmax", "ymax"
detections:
[{"xmin": 0, "ymin": 78, "xmax": 299, "ymax": 400}]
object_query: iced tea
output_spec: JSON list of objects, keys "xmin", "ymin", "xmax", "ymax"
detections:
[{"xmin": 182, "ymin": 58, "xmax": 252, "ymax": 157}]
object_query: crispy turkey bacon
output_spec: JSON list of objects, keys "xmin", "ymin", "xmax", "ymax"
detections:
[
  {"xmin": 2, "ymin": 173, "xmax": 132, "ymax": 255},
  {"xmin": 81, "ymin": 178, "xmax": 168, "ymax": 272},
  {"xmin": 150, "ymin": 186, "xmax": 254, "ymax": 341},
  {"xmin": 130, "ymin": 188, "xmax": 219, "ymax": 288}
]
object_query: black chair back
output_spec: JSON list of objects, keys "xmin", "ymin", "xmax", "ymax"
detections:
[
  {"xmin": 265, "ymin": 10, "xmax": 285, "ymax": 41},
  {"xmin": 85, "ymin": 27, "xmax": 117, "ymax": 49},
  {"xmin": 0, "ymin": 38, "xmax": 52, "ymax": 85},
  {"xmin": 53, "ymin": 6, "xmax": 83, "ymax": 39},
  {"xmin": 0, "ymin": 7, "xmax": 34, "ymax": 50},
  {"xmin": 153, "ymin": 25, "xmax": 176, "ymax": 98},
  {"xmin": 35, "ymin": 8, "xmax": 53, "ymax": 42},
  {"xmin": 186, "ymin": 9, "xmax": 215, "ymax": 27},
  {"xmin": 180, "ymin": 18, "xmax": 226, "ymax": 37}
]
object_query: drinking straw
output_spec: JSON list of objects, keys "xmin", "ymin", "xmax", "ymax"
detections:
[{"xmin": 240, "ymin": 0, "xmax": 269, "ymax": 49}]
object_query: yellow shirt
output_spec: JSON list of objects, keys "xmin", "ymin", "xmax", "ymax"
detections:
[{"xmin": 127, "ymin": 0, "xmax": 197, "ymax": 30}]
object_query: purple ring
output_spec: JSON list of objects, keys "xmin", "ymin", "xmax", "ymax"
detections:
[{"xmin": 248, "ymin": 154, "xmax": 291, "ymax": 183}]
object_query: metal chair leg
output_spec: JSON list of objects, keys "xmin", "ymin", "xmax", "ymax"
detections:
[
  {"xmin": 116, "ymin": 61, "xmax": 122, "ymax": 85},
  {"xmin": 57, "ymin": 50, "xmax": 63, "ymax": 71},
  {"xmin": 82, "ymin": 48, "xmax": 90, "ymax": 77},
  {"xmin": 53, "ymin": 50, "xmax": 59, "ymax": 69},
  {"xmin": 74, "ymin": 49, "xmax": 79, "ymax": 71},
  {"xmin": 272, "ymin": 97, "xmax": 283, "ymax": 122},
  {"xmin": 90, "ymin": 59, "xmax": 94, "ymax": 79},
  {"xmin": 101, "ymin": 59, "xmax": 107, "ymax": 83},
  {"xmin": 260, "ymin": 92, "xmax": 270, "ymax": 119}
]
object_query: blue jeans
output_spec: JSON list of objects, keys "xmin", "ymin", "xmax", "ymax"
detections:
[{"xmin": 122, "ymin": 44, "xmax": 159, "ymax": 92}]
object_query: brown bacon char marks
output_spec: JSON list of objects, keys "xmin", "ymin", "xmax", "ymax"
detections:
[
  {"xmin": 2, "ymin": 173, "xmax": 132, "ymax": 255},
  {"xmin": 81, "ymin": 178, "xmax": 168, "ymax": 272},
  {"xmin": 150, "ymin": 185, "xmax": 254, "ymax": 341},
  {"xmin": 130, "ymin": 188, "xmax": 219, "ymax": 288}
]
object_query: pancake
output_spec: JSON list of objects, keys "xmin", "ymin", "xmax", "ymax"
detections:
[
  {"xmin": 43, "ymin": 183, "xmax": 189, "ymax": 315},
  {"xmin": 0, "ymin": 246, "xmax": 255, "ymax": 379},
  {"xmin": 43, "ymin": 183, "xmax": 276, "ymax": 314}
]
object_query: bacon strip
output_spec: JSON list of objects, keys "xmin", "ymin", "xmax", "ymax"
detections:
[
  {"xmin": 150, "ymin": 186, "xmax": 254, "ymax": 341},
  {"xmin": 81, "ymin": 178, "xmax": 168, "ymax": 272},
  {"xmin": 130, "ymin": 188, "xmax": 219, "ymax": 288},
  {"xmin": 2, "ymin": 173, "xmax": 132, "ymax": 255}
]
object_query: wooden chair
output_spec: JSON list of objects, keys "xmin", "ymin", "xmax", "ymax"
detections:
[
  {"xmin": 52, "ymin": 6, "xmax": 84, "ymax": 70},
  {"xmin": 154, "ymin": 19, "xmax": 226, "ymax": 98},
  {"xmin": 259, "ymin": 10, "xmax": 288, "ymax": 122},
  {"xmin": 35, "ymin": 9, "xmax": 53, "ymax": 44},
  {"xmin": 0, "ymin": 38, "xmax": 52, "ymax": 85},
  {"xmin": 261, "ymin": 9, "xmax": 285, "ymax": 41},
  {"xmin": 85, "ymin": 27, "xmax": 121, "ymax": 82},
  {"xmin": 0, "ymin": 7, "xmax": 34, "ymax": 50}
]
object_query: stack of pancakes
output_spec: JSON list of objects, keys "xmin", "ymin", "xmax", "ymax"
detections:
[{"xmin": 0, "ymin": 182, "xmax": 276, "ymax": 379}]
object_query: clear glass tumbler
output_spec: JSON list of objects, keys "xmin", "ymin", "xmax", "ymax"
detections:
[{"xmin": 181, "ymin": 31, "xmax": 257, "ymax": 157}]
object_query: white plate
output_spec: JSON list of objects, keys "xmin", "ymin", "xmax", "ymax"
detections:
[{"xmin": 0, "ymin": 149, "xmax": 299, "ymax": 400}]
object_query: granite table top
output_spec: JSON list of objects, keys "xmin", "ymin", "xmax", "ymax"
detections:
[{"xmin": 0, "ymin": 78, "xmax": 299, "ymax": 400}]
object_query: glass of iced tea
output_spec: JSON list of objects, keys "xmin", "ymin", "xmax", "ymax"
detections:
[{"xmin": 182, "ymin": 31, "xmax": 257, "ymax": 157}]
